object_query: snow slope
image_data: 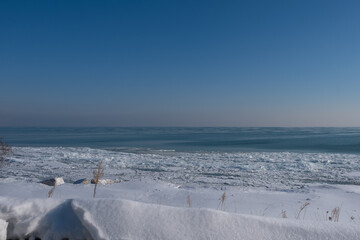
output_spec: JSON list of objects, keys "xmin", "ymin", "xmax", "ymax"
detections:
[
  {"xmin": 1, "ymin": 179, "xmax": 360, "ymax": 239},
  {"xmin": 1, "ymin": 196, "xmax": 360, "ymax": 240},
  {"xmin": 74, "ymin": 199, "xmax": 360, "ymax": 240}
]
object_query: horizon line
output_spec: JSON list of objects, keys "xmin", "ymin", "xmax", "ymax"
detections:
[{"xmin": 1, "ymin": 126, "xmax": 360, "ymax": 128}]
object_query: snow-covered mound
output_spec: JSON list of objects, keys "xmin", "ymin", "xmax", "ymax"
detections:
[{"xmin": 1, "ymin": 197, "xmax": 359, "ymax": 240}]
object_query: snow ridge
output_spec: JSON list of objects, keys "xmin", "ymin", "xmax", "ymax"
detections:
[{"xmin": 1, "ymin": 197, "xmax": 360, "ymax": 240}]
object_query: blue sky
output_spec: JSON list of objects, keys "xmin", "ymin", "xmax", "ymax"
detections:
[{"xmin": 1, "ymin": 0, "xmax": 359, "ymax": 127}]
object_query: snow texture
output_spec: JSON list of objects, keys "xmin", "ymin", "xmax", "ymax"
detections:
[
  {"xmin": 1, "ymin": 196, "xmax": 360, "ymax": 240},
  {"xmin": 5, "ymin": 147, "xmax": 360, "ymax": 191},
  {"xmin": 0, "ymin": 219, "xmax": 7, "ymax": 240}
]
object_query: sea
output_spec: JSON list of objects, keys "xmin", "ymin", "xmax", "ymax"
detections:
[{"xmin": 1, "ymin": 127, "xmax": 360, "ymax": 190}]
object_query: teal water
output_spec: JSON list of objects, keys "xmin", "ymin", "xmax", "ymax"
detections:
[{"xmin": 1, "ymin": 127, "xmax": 360, "ymax": 154}]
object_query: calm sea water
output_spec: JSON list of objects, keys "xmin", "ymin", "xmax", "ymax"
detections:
[{"xmin": 1, "ymin": 127, "xmax": 360, "ymax": 154}]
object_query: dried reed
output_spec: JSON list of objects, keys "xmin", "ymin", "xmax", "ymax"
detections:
[
  {"xmin": 295, "ymin": 202, "xmax": 310, "ymax": 219},
  {"xmin": 93, "ymin": 160, "xmax": 104, "ymax": 198},
  {"xmin": 328, "ymin": 207, "xmax": 341, "ymax": 222},
  {"xmin": 187, "ymin": 194, "xmax": 191, "ymax": 208},
  {"xmin": 48, "ymin": 185, "xmax": 56, "ymax": 198},
  {"xmin": 0, "ymin": 138, "xmax": 12, "ymax": 167},
  {"xmin": 218, "ymin": 192, "xmax": 226, "ymax": 211}
]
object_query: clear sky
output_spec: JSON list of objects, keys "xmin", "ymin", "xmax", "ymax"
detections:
[{"xmin": 1, "ymin": 0, "xmax": 359, "ymax": 127}]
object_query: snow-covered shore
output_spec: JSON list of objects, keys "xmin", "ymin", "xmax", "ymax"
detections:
[
  {"xmin": 1, "ymin": 145, "xmax": 360, "ymax": 239},
  {"xmin": 1, "ymin": 180, "xmax": 360, "ymax": 239}
]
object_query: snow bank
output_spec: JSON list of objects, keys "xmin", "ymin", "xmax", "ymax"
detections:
[
  {"xmin": 0, "ymin": 198, "xmax": 92, "ymax": 239},
  {"xmin": 73, "ymin": 199, "xmax": 360, "ymax": 240},
  {"xmin": 0, "ymin": 219, "xmax": 7, "ymax": 240},
  {"xmin": 1, "ymin": 197, "xmax": 359, "ymax": 240}
]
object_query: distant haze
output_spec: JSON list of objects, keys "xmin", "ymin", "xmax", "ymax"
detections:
[{"xmin": 1, "ymin": 1, "xmax": 359, "ymax": 127}]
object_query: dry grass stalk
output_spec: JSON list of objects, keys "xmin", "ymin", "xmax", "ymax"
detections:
[
  {"xmin": 48, "ymin": 185, "xmax": 56, "ymax": 198},
  {"xmin": 328, "ymin": 207, "xmax": 341, "ymax": 222},
  {"xmin": 48, "ymin": 179, "xmax": 59, "ymax": 198},
  {"xmin": 93, "ymin": 160, "xmax": 104, "ymax": 198},
  {"xmin": 0, "ymin": 138, "xmax": 12, "ymax": 167},
  {"xmin": 187, "ymin": 194, "xmax": 191, "ymax": 208},
  {"xmin": 218, "ymin": 192, "xmax": 226, "ymax": 211},
  {"xmin": 296, "ymin": 202, "xmax": 310, "ymax": 219},
  {"xmin": 262, "ymin": 207, "xmax": 269, "ymax": 216}
]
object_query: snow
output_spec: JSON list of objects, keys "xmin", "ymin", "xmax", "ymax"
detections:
[
  {"xmin": 0, "ymin": 219, "xmax": 7, "ymax": 240},
  {"xmin": 6, "ymin": 147, "xmax": 360, "ymax": 191},
  {"xmin": 0, "ymin": 198, "xmax": 92, "ymax": 239},
  {"xmin": 1, "ymin": 196, "xmax": 360, "ymax": 240},
  {"xmin": 1, "ymin": 147, "xmax": 360, "ymax": 239},
  {"xmin": 1, "ymin": 181, "xmax": 360, "ymax": 239},
  {"xmin": 73, "ymin": 198, "xmax": 360, "ymax": 240}
]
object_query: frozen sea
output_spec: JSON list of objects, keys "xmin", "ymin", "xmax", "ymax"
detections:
[{"xmin": 1, "ymin": 127, "xmax": 360, "ymax": 191}]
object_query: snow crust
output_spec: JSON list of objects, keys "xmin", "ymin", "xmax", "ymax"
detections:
[
  {"xmin": 5, "ymin": 147, "xmax": 360, "ymax": 190},
  {"xmin": 0, "ymin": 219, "xmax": 7, "ymax": 240},
  {"xmin": 2, "ymin": 147, "xmax": 360, "ymax": 239},
  {"xmin": 1, "ymin": 196, "xmax": 360, "ymax": 240},
  {"xmin": 1, "ymin": 181, "xmax": 360, "ymax": 239},
  {"xmin": 73, "ymin": 199, "xmax": 360, "ymax": 240}
]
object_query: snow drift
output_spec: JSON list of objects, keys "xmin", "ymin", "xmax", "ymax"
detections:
[{"xmin": 1, "ymin": 197, "xmax": 359, "ymax": 240}]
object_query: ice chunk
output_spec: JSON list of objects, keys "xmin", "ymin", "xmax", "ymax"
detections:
[
  {"xmin": 73, "ymin": 178, "xmax": 89, "ymax": 184},
  {"xmin": 40, "ymin": 177, "xmax": 65, "ymax": 186}
]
